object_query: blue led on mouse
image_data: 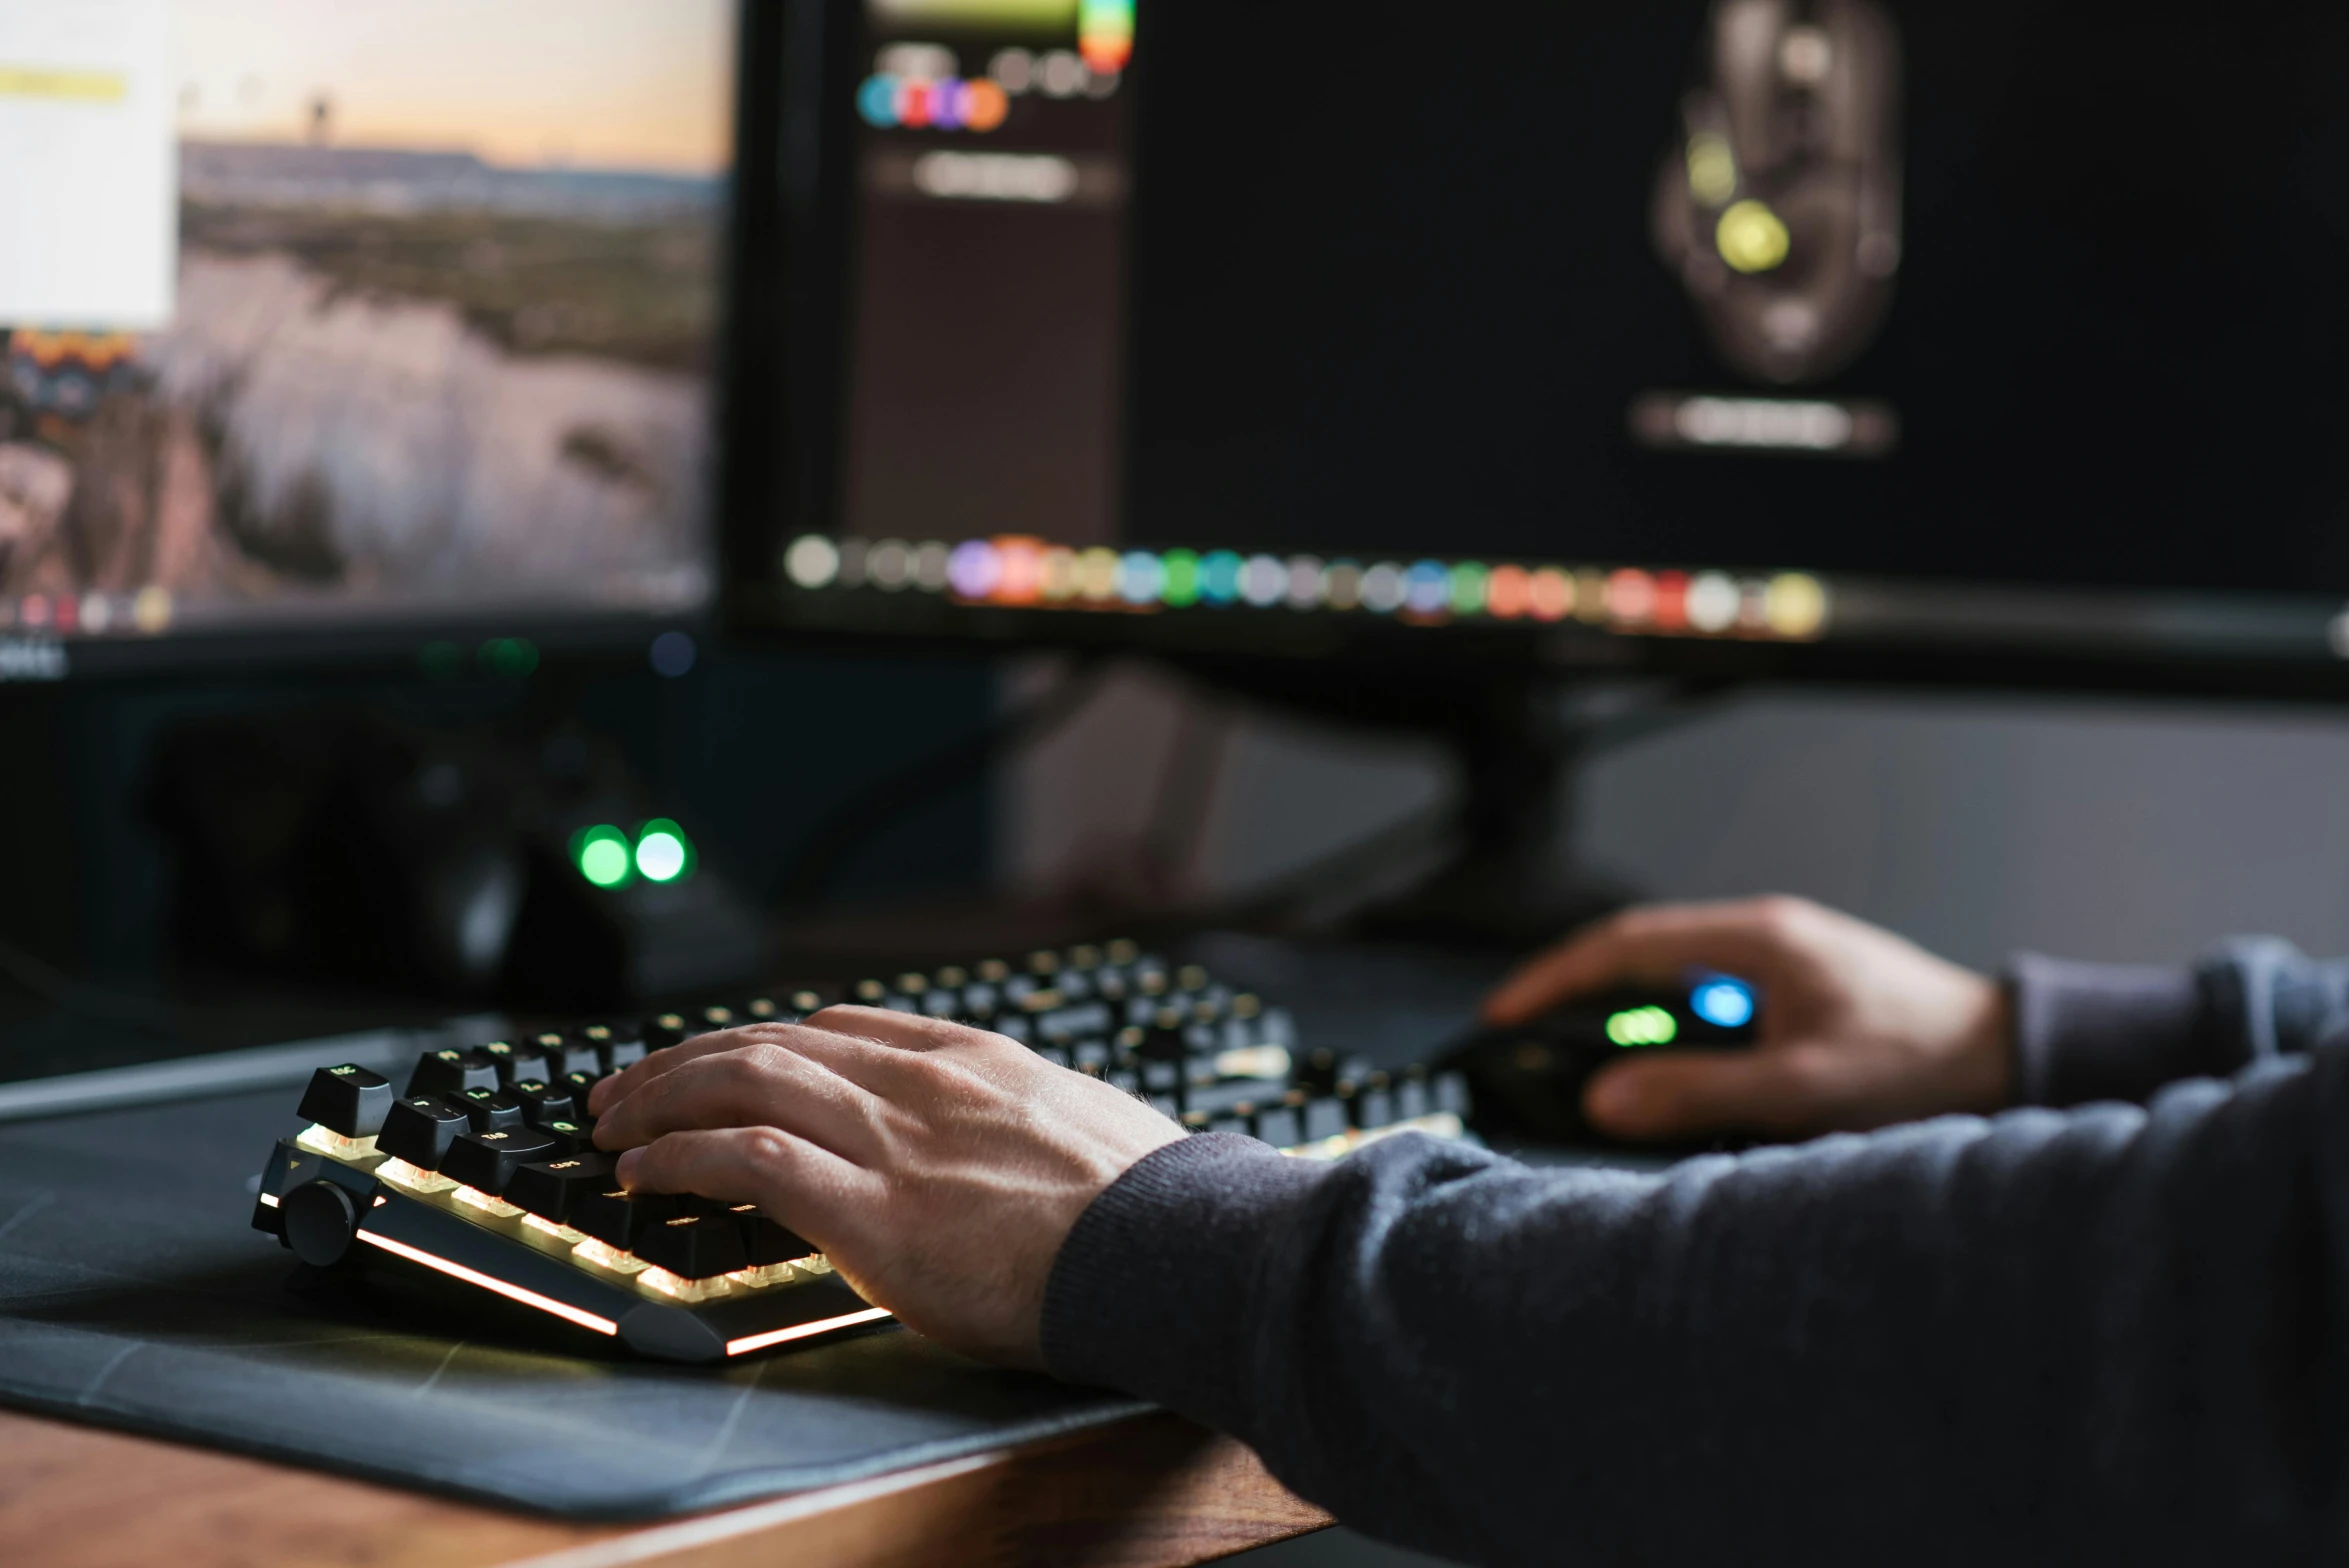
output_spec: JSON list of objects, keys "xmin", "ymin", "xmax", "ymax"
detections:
[{"xmin": 1689, "ymin": 977, "xmax": 1757, "ymax": 1031}]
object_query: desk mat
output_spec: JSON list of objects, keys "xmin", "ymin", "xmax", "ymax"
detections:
[{"xmin": 0, "ymin": 1089, "xmax": 1149, "ymax": 1522}]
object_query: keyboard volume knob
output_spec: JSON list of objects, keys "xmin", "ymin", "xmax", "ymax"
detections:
[{"xmin": 281, "ymin": 1180, "xmax": 360, "ymax": 1267}]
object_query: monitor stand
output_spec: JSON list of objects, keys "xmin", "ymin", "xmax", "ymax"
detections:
[{"xmin": 1176, "ymin": 659, "xmax": 1709, "ymax": 954}]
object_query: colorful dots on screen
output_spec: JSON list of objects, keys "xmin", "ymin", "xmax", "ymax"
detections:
[
  {"xmin": 859, "ymin": 75, "xmax": 1015, "ymax": 135},
  {"xmin": 780, "ymin": 535, "xmax": 1831, "ymax": 643}
]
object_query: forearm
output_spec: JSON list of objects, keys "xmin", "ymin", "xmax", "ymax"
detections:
[
  {"xmin": 1045, "ymin": 1051, "xmax": 2349, "ymax": 1566},
  {"xmin": 2010, "ymin": 938, "xmax": 2349, "ymax": 1106}
]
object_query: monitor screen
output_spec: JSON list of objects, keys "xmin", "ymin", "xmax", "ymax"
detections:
[
  {"xmin": 0, "ymin": 0, "xmax": 737, "ymax": 677},
  {"xmin": 750, "ymin": 0, "xmax": 2349, "ymax": 690}
]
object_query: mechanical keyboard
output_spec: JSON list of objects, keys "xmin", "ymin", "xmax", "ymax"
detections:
[{"xmin": 250, "ymin": 941, "xmax": 1475, "ymax": 1363}]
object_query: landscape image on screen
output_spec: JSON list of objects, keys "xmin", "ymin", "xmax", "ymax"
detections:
[{"xmin": 0, "ymin": 0, "xmax": 734, "ymax": 635}]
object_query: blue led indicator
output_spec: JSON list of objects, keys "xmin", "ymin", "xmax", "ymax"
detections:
[{"xmin": 1690, "ymin": 978, "xmax": 1756, "ymax": 1030}]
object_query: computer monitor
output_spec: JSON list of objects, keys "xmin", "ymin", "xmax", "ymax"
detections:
[
  {"xmin": 738, "ymin": 0, "xmax": 2349, "ymax": 701},
  {"xmin": 0, "ymin": 0, "xmax": 745, "ymax": 681}
]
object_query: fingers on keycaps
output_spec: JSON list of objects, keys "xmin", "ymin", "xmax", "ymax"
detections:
[
  {"xmin": 378, "ymin": 1095, "xmax": 471, "ymax": 1169},
  {"xmin": 296, "ymin": 1064, "xmax": 393, "ymax": 1138}
]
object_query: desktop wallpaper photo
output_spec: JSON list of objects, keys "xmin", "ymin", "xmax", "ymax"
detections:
[{"xmin": 0, "ymin": 0, "xmax": 735, "ymax": 638}]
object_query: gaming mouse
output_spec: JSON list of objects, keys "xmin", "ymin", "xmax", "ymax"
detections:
[{"xmin": 1442, "ymin": 973, "xmax": 1761, "ymax": 1145}]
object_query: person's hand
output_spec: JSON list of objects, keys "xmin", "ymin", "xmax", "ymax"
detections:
[
  {"xmin": 585, "ymin": 1008, "xmax": 1186, "ymax": 1368},
  {"xmin": 1484, "ymin": 896, "xmax": 2013, "ymax": 1143}
]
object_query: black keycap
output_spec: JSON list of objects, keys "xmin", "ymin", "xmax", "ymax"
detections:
[
  {"xmin": 378, "ymin": 1096, "xmax": 470, "ymax": 1170},
  {"xmin": 644, "ymin": 1012, "xmax": 695, "ymax": 1050},
  {"xmin": 1038, "ymin": 1002, "xmax": 1113, "ymax": 1045},
  {"xmin": 1434, "ymin": 1071, "xmax": 1471, "ymax": 1118},
  {"xmin": 295, "ymin": 1064, "xmax": 393, "ymax": 1138},
  {"xmin": 1183, "ymin": 1078, "xmax": 1266, "ymax": 1119},
  {"xmin": 505, "ymin": 1154, "xmax": 618, "ymax": 1223},
  {"xmin": 1207, "ymin": 1116, "xmax": 1249, "ymax": 1137},
  {"xmin": 1397, "ymin": 1076, "xmax": 1431, "ymax": 1121},
  {"xmin": 539, "ymin": 1118, "xmax": 597, "ymax": 1155},
  {"xmin": 636, "ymin": 1213, "xmax": 749, "ymax": 1280},
  {"xmin": 406, "ymin": 1047, "xmax": 500, "ymax": 1099},
  {"xmin": 732, "ymin": 1204, "xmax": 816, "ymax": 1267},
  {"xmin": 594, "ymin": 1028, "xmax": 647, "ymax": 1076},
  {"xmin": 441, "ymin": 1127, "xmax": 557, "ymax": 1194},
  {"xmin": 1355, "ymin": 1085, "xmax": 1397, "ymax": 1131},
  {"xmin": 562, "ymin": 1069, "xmax": 601, "ymax": 1104},
  {"xmin": 511, "ymin": 1081, "xmax": 576, "ymax": 1128},
  {"xmin": 481, "ymin": 1039, "xmax": 552, "ymax": 1087},
  {"xmin": 541, "ymin": 1034, "xmax": 601, "ymax": 1080},
  {"xmin": 1255, "ymin": 1107, "xmax": 1303, "ymax": 1148},
  {"xmin": 456, "ymin": 1087, "xmax": 525, "ymax": 1134},
  {"xmin": 572, "ymin": 1188, "xmax": 681, "ymax": 1251},
  {"xmin": 1302, "ymin": 1097, "xmax": 1350, "ymax": 1143}
]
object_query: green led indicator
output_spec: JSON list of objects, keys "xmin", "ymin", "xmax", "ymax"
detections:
[
  {"xmin": 634, "ymin": 819, "xmax": 695, "ymax": 884},
  {"xmin": 482, "ymin": 638, "xmax": 539, "ymax": 677},
  {"xmin": 1160, "ymin": 549, "xmax": 1202, "ymax": 608},
  {"xmin": 573, "ymin": 825, "xmax": 633, "ymax": 889},
  {"xmin": 1450, "ymin": 562, "xmax": 1491, "ymax": 617},
  {"xmin": 1605, "ymin": 1006, "xmax": 1679, "ymax": 1048}
]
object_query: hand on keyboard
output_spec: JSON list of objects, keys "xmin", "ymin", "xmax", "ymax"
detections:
[{"xmin": 590, "ymin": 1006, "xmax": 1186, "ymax": 1367}]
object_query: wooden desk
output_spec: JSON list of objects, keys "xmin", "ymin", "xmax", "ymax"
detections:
[{"xmin": 0, "ymin": 1407, "xmax": 1330, "ymax": 1568}]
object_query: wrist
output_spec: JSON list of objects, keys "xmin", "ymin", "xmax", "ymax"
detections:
[{"xmin": 1959, "ymin": 977, "xmax": 2017, "ymax": 1112}]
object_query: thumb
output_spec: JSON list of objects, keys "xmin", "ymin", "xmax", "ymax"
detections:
[{"xmin": 1583, "ymin": 1047, "xmax": 1836, "ymax": 1143}]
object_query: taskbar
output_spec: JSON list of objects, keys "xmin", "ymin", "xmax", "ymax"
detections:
[{"xmin": 772, "ymin": 533, "xmax": 2349, "ymax": 671}]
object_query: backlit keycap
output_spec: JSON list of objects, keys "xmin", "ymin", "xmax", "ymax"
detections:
[{"xmin": 296, "ymin": 1064, "xmax": 393, "ymax": 1139}]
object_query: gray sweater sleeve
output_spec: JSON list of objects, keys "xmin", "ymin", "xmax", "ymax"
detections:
[
  {"xmin": 2011, "ymin": 938, "xmax": 2349, "ymax": 1105},
  {"xmin": 1045, "ymin": 1059, "xmax": 2349, "ymax": 1564},
  {"xmin": 1045, "ymin": 998, "xmax": 2349, "ymax": 1563}
]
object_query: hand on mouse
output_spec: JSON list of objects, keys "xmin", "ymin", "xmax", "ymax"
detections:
[
  {"xmin": 587, "ymin": 1008, "xmax": 1186, "ymax": 1367},
  {"xmin": 1484, "ymin": 897, "xmax": 2013, "ymax": 1143}
]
